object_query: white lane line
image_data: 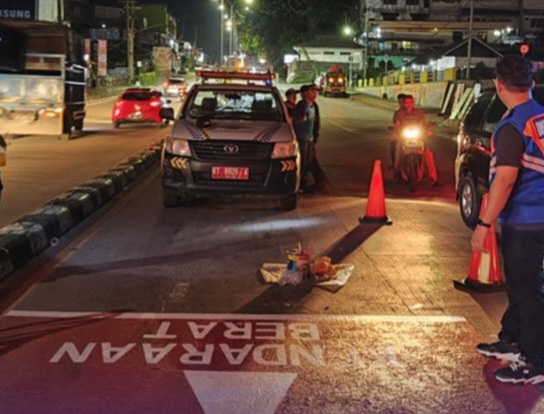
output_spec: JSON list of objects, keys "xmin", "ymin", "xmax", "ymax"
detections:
[{"xmin": 5, "ymin": 310, "xmax": 466, "ymax": 324}]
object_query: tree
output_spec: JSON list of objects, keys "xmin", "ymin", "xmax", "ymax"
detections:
[{"xmin": 238, "ymin": 0, "xmax": 358, "ymax": 69}]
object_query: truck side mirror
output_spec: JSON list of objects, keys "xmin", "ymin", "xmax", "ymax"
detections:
[{"xmin": 160, "ymin": 108, "xmax": 175, "ymax": 120}]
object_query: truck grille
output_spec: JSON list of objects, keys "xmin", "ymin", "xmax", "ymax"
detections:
[{"xmin": 190, "ymin": 141, "xmax": 273, "ymax": 162}]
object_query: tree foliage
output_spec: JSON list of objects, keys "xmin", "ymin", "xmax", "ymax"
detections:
[{"xmin": 238, "ymin": 0, "xmax": 358, "ymax": 68}]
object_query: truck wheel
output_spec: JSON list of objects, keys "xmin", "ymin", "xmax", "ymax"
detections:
[
  {"xmin": 280, "ymin": 194, "xmax": 297, "ymax": 211},
  {"xmin": 74, "ymin": 118, "xmax": 84, "ymax": 131},
  {"xmin": 459, "ymin": 174, "xmax": 481, "ymax": 229},
  {"xmin": 62, "ymin": 113, "xmax": 73, "ymax": 135}
]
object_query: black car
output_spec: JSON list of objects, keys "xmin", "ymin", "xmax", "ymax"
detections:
[{"xmin": 455, "ymin": 85, "xmax": 544, "ymax": 228}]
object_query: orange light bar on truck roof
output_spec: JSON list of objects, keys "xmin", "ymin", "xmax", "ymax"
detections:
[{"xmin": 196, "ymin": 69, "xmax": 276, "ymax": 81}]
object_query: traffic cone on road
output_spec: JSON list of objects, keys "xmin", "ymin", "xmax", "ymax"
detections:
[
  {"xmin": 359, "ymin": 159, "xmax": 392, "ymax": 225},
  {"xmin": 454, "ymin": 193, "xmax": 505, "ymax": 292}
]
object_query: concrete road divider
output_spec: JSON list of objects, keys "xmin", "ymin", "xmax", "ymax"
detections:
[{"xmin": 0, "ymin": 144, "xmax": 163, "ymax": 281}]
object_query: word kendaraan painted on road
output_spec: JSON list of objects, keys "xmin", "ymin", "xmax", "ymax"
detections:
[{"xmin": 50, "ymin": 321, "xmax": 326, "ymax": 367}]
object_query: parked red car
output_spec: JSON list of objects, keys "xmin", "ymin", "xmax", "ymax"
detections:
[{"xmin": 112, "ymin": 88, "xmax": 170, "ymax": 128}]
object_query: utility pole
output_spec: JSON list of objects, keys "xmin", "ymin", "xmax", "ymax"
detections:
[
  {"xmin": 518, "ymin": 0, "xmax": 525, "ymax": 39},
  {"xmin": 362, "ymin": 0, "xmax": 369, "ymax": 85},
  {"xmin": 466, "ymin": 0, "xmax": 474, "ymax": 79},
  {"xmin": 123, "ymin": 0, "xmax": 137, "ymax": 82},
  {"xmin": 220, "ymin": 0, "xmax": 225, "ymax": 66}
]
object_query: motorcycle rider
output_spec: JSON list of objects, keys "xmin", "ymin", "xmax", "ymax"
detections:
[
  {"xmin": 393, "ymin": 95, "xmax": 440, "ymax": 187},
  {"xmin": 390, "ymin": 93, "xmax": 407, "ymax": 168}
]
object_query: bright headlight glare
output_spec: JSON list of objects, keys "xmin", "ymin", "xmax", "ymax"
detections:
[
  {"xmin": 402, "ymin": 127, "xmax": 422, "ymax": 140},
  {"xmin": 165, "ymin": 138, "xmax": 192, "ymax": 156},
  {"xmin": 271, "ymin": 142, "xmax": 297, "ymax": 159}
]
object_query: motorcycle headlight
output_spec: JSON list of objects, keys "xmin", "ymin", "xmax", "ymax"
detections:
[
  {"xmin": 271, "ymin": 142, "xmax": 298, "ymax": 159},
  {"xmin": 165, "ymin": 138, "xmax": 192, "ymax": 156},
  {"xmin": 402, "ymin": 127, "xmax": 422, "ymax": 140}
]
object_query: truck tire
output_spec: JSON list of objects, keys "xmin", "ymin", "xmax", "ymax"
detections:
[
  {"xmin": 62, "ymin": 112, "xmax": 73, "ymax": 136},
  {"xmin": 74, "ymin": 118, "xmax": 84, "ymax": 131},
  {"xmin": 459, "ymin": 174, "xmax": 481, "ymax": 229}
]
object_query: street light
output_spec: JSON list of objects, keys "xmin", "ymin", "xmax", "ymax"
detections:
[{"xmin": 342, "ymin": 25, "xmax": 354, "ymax": 87}]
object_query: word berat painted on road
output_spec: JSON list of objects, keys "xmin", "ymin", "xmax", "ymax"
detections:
[{"xmin": 49, "ymin": 320, "xmax": 326, "ymax": 367}]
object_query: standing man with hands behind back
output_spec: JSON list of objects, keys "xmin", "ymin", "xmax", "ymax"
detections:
[
  {"xmin": 473, "ymin": 55, "xmax": 544, "ymax": 385},
  {"xmin": 293, "ymin": 84, "xmax": 324, "ymax": 192}
]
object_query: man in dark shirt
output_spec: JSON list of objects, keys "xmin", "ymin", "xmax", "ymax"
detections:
[
  {"xmin": 473, "ymin": 55, "xmax": 544, "ymax": 385},
  {"xmin": 293, "ymin": 84, "xmax": 323, "ymax": 191}
]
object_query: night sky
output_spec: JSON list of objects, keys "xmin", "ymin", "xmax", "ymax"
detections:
[{"xmin": 91, "ymin": 0, "xmax": 221, "ymax": 58}]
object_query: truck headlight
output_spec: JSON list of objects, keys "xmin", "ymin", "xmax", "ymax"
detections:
[
  {"xmin": 165, "ymin": 138, "xmax": 192, "ymax": 156},
  {"xmin": 271, "ymin": 142, "xmax": 298, "ymax": 159}
]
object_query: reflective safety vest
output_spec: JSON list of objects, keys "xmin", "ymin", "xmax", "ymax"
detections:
[{"xmin": 490, "ymin": 99, "xmax": 544, "ymax": 225}]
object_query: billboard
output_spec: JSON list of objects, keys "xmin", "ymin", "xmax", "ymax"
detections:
[
  {"xmin": 97, "ymin": 40, "xmax": 107, "ymax": 77},
  {"xmin": 0, "ymin": 0, "xmax": 36, "ymax": 20}
]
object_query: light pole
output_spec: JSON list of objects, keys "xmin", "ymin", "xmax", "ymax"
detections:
[
  {"xmin": 214, "ymin": 0, "xmax": 252, "ymax": 66},
  {"xmin": 342, "ymin": 25, "xmax": 354, "ymax": 87},
  {"xmin": 466, "ymin": 0, "xmax": 474, "ymax": 79}
]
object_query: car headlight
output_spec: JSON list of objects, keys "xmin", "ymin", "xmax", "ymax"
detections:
[
  {"xmin": 165, "ymin": 138, "xmax": 192, "ymax": 156},
  {"xmin": 271, "ymin": 142, "xmax": 298, "ymax": 159}
]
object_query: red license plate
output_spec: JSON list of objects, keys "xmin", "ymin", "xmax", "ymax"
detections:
[{"xmin": 211, "ymin": 166, "xmax": 250, "ymax": 180}]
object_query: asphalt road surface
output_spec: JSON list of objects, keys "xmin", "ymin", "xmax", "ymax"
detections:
[{"xmin": 0, "ymin": 93, "xmax": 533, "ymax": 414}]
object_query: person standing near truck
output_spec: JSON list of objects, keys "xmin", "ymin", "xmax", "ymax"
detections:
[{"xmin": 472, "ymin": 55, "xmax": 544, "ymax": 385}]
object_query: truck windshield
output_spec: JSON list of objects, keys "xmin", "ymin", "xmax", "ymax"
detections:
[{"xmin": 187, "ymin": 89, "xmax": 284, "ymax": 122}]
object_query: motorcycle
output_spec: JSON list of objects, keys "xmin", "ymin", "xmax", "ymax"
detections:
[{"xmin": 391, "ymin": 123, "xmax": 432, "ymax": 192}]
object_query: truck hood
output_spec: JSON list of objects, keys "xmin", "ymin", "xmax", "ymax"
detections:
[{"xmin": 171, "ymin": 119, "xmax": 292, "ymax": 143}]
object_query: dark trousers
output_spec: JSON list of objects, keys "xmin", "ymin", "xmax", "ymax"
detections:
[
  {"xmin": 499, "ymin": 225, "xmax": 544, "ymax": 363},
  {"xmin": 298, "ymin": 140, "xmax": 323, "ymax": 188},
  {"xmin": 390, "ymin": 140, "xmax": 397, "ymax": 164}
]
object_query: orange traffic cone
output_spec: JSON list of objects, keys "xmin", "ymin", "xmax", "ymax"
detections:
[
  {"xmin": 454, "ymin": 193, "xmax": 505, "ymax": 292},
  {"xmin": 359, "ymin": 159, "xmax": 392, "ymax": 225}
]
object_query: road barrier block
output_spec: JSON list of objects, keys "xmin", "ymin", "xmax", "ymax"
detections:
[
  {"xmin": 127, "ymin": 157, "xmax": 145, "ymax": 175},
  {"xmin": 115, "ymin": 164, "xmax": 137, "ymax": 182},
  {"xmin": 20, "ymin": 212, "xmax": 62, "ymax": 240},
  {"xmin": 88, "ymin": 178, "xmax": 116, "ymax": 200},
  {"xmin": 40, "ymin": 205, "xmax": 74, "ymax": 235},
  {"xmin": 0, "ymin": 233, "xmax": 34, "ymax": 269},
  {"xmin": 0, "ymin": 222, "xmax": 49, "ymax": 256},
  {"xmin": 51, "ymin": 197, "xmax": 85, "ymax": 225},
  {"xmin": 66, "ymin": 191, "xmax": 95, "ymax": 217},
  {"xmin": 74, "ymin": 185, "xmax": 104, "ymax": 208},
  {"xmin": 0, "ymin": 248, "xmax": 14, "ymax": 281},
  {"xmin": 99, "ymin": 172, "xmax": 125, "ymax": 192}
]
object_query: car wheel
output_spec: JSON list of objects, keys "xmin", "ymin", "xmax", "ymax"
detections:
[
  {"xmin": 163, "ymin": 191, "xmax": 180, "ymax": 208},
  {"xmin": 280, "ymin": 194, "xmax": 297, "ymax": 211},
  {"xmin": 459, "ymin": 174, "xmax": 481, "ymax": 228},
  {"xmin": 114, "ymin": 121, "xmax": 121, "ymax": 129}
]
